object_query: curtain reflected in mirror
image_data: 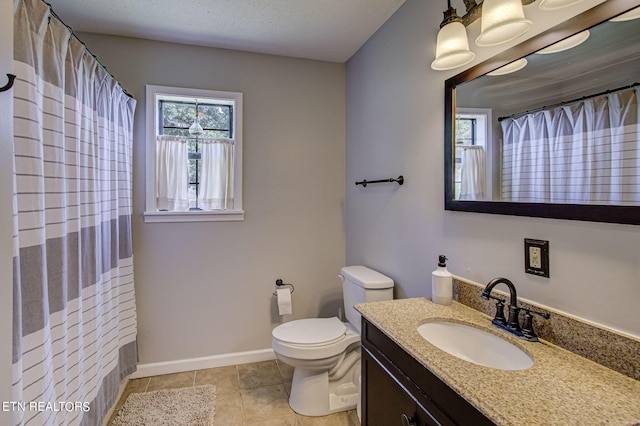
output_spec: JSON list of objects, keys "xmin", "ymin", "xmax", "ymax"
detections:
[{"xmin": 500, "ymin": 86, "xmax": 638, "ymax": 205}]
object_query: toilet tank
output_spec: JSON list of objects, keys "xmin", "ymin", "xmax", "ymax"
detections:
[{"xmin": 340, "ymin": 266, "xmax": 394, "ymax": 333}]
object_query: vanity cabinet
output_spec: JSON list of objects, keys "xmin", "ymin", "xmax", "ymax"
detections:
[{"xmin": 361, "ymin": 318, "xmax": 495, "ymax": 426}]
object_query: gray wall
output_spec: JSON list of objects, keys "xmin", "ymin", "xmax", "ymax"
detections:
[
  {"xmin": 1, "ymin": 0, "xmax": 14, "ymax": 420},
  {"xmin": 345, "ymin": 0, "xmax": 640, "ymax": 338},
  {"xmin": 79, "ymin": 33, "xmax": 346, "ymax": 364}
]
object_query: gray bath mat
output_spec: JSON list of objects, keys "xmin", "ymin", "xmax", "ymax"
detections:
[{"xmin": 112, "ymin": 385, "xmax": 216, "ymax": 426}]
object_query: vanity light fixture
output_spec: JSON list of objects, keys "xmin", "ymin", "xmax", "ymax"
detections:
[
  {"xmin": 487, "ymin": 58, "xmax": 528, "ymax": 75},
  {"xmin": 475, "ymin": 0, "xmax": 532, "ymax": 47},
  {"xmin": 430, "ymin": 0, "xmax": 594, "ymax": 71},
  {"xmin": 431, "ymin": 0, "xmax": 476, "ymax": 70},
  {"xmin": 610, "ymin": 6, "xmax": 640, "ymax": 22},
  {"xmin": 536, "ymin": 30, "xmax": 590, "ymax": 54},
  {"xmin": 188, "ymin": 100, "xmax": 204, "ymax": 136},
  {"xmin": 538, "ymin": 0, "xmax": 584, "ymax": 11}
]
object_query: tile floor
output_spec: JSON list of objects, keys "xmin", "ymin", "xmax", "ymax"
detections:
[{"xmin": 109, "ymin": 360, "xmax": 360, "ymax": 425}]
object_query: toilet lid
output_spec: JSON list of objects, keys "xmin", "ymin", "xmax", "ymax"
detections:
[{"xmin": 272, "ymin": 317, "xmax": 346, "ymax": 345}]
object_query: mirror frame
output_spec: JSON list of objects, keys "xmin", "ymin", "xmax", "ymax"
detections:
[{"xmin": 444, "ymin": 0, "xmax": 640, "ymax": 225}]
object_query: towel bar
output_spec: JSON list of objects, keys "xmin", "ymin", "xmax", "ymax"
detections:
[{"xmin": 356, "ymin": 175, "xmax": 404, "ymax": 187}]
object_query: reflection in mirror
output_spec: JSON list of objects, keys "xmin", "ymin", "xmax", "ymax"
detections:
[{"xmin": 445, "ymin": 1, "xmax": 640, "ymax": 224}]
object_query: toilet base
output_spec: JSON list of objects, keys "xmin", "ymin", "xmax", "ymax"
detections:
[{"xmin": 288, "ymin": 368, "xmax": 359, "ymax": 416}]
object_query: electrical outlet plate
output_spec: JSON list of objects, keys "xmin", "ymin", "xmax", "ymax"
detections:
[{"xmin": 524, "ymin": 238, "xmax": 550, "ymax": 278}]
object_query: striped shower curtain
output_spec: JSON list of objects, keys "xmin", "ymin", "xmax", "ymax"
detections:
[
  {"xmin": 501, "ymin": 86, "xmax": 640, "ymax": 205},
  {"xmin": 12, "ymin": 0, "xmax": 138, "ymax": 425}
]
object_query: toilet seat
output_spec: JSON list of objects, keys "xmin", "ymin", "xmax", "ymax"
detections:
[
  {"xmin": 273, "ymin": 317, "xmax": 346, "ymax": 345},
  {"xmin": 272, "ymin": 317, "xmax": 360, "ymax": 360}
]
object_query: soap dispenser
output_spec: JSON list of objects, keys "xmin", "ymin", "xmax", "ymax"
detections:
[{"xmin": 431, "ymin": 255, "xmax": 453, "ymax": 305}]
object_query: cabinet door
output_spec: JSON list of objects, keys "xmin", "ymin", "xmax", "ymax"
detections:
[
  {"xmin": 362, "ymin": 319, "xmax": 494, "ymax": 426},
  {"xmin": 415, "ymin": 400, "xmax": 442, "ymax": 426},
  {"xmin": 362, "ymin": 348, "xmax": 440, "ymax": 426}
]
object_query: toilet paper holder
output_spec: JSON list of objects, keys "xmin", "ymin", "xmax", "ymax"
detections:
[{"xmin": 272, "ymin": 278, "xmax": 294, "ymax": 296}]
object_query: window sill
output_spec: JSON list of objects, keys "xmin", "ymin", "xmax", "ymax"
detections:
[{"xmin": 143, "ymin": 209, "xmax": 245, "ymax": 223}]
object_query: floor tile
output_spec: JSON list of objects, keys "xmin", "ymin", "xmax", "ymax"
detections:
[
  {"xmin": 241, "ymin": 383, "xmax": 294, "ymax": 421},
  {"xmin": 238, "ymin": 360, "xmax": 284, "ymax": 389},
  {"xmin": 195, "ymin": 365, "xmax": 240, "ymax": 393},
  {"xmin": 111, "ymin": 363, "xmax": 360, "ymax": 426},
  {"xmin": 245, "ymin": 414, "xmax": 297, "ymax": 425},
  {"xmin": 347, "ymin": 409, "xmax": 360, "ymax": 426},
  {"xmin": 146, "ymin": 371, "xmax": 195, "ymax": 391},
  {"xmin": 214, "ymin": 390, "xmax": 244, "ymax": 426},
  {"xmin": 294, "ymin": 411, "xmax": 352, "ymax": 425}
]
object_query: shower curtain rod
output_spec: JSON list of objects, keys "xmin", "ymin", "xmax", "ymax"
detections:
[
  {"xmin": 497, "ymin": 82, "xmax": 639, "ymax": 122},
  {"xmin": 44, "ymin": 1, "xmax": 133, "ymax": 98}
]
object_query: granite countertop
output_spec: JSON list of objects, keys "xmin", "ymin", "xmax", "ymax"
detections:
[{"xmin": 356, "ymin": 298, "xmax": 640, "ymax": 426}]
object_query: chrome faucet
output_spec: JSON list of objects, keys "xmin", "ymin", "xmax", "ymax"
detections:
[{"xmin": 481, "ymin": 277, "xmax": 550, "ymax": 342}]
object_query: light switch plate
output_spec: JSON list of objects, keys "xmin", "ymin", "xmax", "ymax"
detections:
[{"xmin": 524, "ymin": 238, "xmax": 549, "ymax": 278}]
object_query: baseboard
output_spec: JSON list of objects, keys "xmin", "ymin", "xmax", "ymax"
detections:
[{"xmin": 130, "ymin": 348, "xmax": 276, "ymax": 378}]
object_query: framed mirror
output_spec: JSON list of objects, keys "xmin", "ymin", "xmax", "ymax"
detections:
[{"xmin": 445, "ymin": 0, "xmax": 640, "ymax": 225}]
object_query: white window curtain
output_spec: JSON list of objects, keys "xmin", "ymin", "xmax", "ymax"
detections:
[
  {"xmin": 501, "ymin": 87, "xmax": 640, "ymax": 205},
  {"xmin": 155, "ymin": 136, "xmax": 234, "ymax": 211},
  {"xmin": 12, "ymin": 0, "xmax": 137, "ymax": 425},
  {"xmin": 459, "ymin": 146, "xmax": 486, "ymax": 200},
  {"xmin": 198, "ymin": 138, "xmax": 235, "ymax": 210},
  {"xmin": 156, "ymin": 135, "xmax": 189, "ymax": 211}
]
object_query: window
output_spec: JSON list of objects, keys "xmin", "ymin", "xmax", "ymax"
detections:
[
  {"xmin": 454, "ymin": 117, "xmax": 477, "ymax": 199},
  {"xmin": 454, "ymin": 108, "xmax": 492, "ymax": 200},
  {"xmin": 144, "ymin": 85, "xmax": 243, "ymax": 222}
]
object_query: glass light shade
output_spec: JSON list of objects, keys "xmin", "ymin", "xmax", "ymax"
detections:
[
  {"xmin": 189, "ymin": 118, "xmax": 204, "ymax": 136},
  {"xmin": 431, "ymin": 21, "xmax": 476, "ymax": 71},
  {"xmin": 487, "ymin": 58, "xmax": 528, "ymax": 76},
  {"xmin": 536, "ymin": 30, "xmax": 589, "ymax": 54},
  {"xmin": 610, "ymin": 6, "xmax": 640, "ymax": 22},
  {"xmin": 475, "ymin": 0, "xmax": 532, "ymax": 47},
  {"xmin": 539, "ymin": 0, "xmax": 584, "ymax": 10}
]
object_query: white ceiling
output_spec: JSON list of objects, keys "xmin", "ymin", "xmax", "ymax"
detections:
[{"xmin": 46, "ymin": 0, "xmax": 406, "ymax": 63}]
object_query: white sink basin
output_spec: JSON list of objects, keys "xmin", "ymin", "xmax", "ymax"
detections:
[{"xmin": 417, "ymin": 321, "xmax": 533, "ymax": 370}]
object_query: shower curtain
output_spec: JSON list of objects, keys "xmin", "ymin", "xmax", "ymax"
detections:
[
  {"xmin": 501, "ymin": 86, "xmax": 640, "ymax": 204},
  {"xmin": 12, "ymin": 0, "xmax": 138, "ymax": 425}
]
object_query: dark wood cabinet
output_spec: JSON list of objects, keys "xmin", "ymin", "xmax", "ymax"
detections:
[{"xmin": 361, "ymin": 318, "xmax": 495, "ymax": 426}]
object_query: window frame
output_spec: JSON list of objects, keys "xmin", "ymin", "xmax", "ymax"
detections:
[
  {"xmin": 454, "ymin": 107, "xmax": 493, "ymax": 201},
  {"xmin": 144, "ymin": 85, "xmax": 244, "ymax": 223}
]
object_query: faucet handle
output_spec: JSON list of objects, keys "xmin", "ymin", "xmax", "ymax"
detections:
[
  {"xmin": 521, "ymin": 308, "xmax": 550, "ymax": 341},
  {"xmin": 483, "ymin": 294, "xmax": 507, "ymax": 326},
  {"xmin": 529, "ymin": 308, "xmax": 550, "ymax": 320}
]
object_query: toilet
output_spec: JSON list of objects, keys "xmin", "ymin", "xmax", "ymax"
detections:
[{"xmin": 271, "ymin": 266, "xmax": 394, "ymax": 417}]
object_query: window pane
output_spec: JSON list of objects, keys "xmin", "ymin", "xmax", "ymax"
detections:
[
  {"xmin": 202, "ymin": 130, "xmax": 230, "ymax": 138},
  {"xmin": 164, "ymin": 128, "xmax": 191, "ymax": 137},
  {"xmin": 188, "ymin": 158, "xmax": 198, "ymax": 185},
  {"xmin": 199, "ymin": 105, "xmax": 230, "ymax": 130},
  {"xmin": 188, "ymin": 183, "xmax": 198, "ymax": 209},
  {"xmin": 455, "ymin": 118, "xmax": 475, "ymax": 146},
  {"xmin": 162, "ymin": 102, "xmax": 195, "ymax": 128}
]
